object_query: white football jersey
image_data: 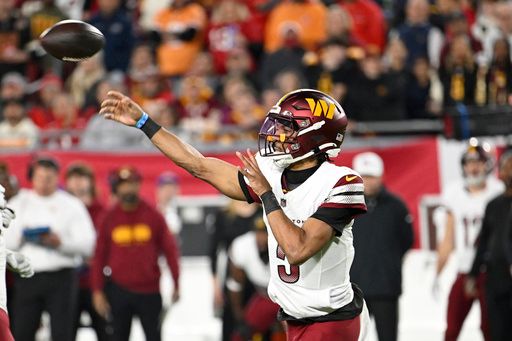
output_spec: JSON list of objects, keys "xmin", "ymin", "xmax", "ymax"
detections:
[
  {"xmin": 0, "ymin": 235, "xmax": 6, "ymax": 313},
  {"xmin": 229, "ymin": 231, "xmax": 270, "ymax": 289},
  {"xmin": 442, "ymin": 178, "xmax": 503, "ymax": 273},
  {"xmin": 249, "ymin": 155, "xmax": 366, "ymax": 319}
]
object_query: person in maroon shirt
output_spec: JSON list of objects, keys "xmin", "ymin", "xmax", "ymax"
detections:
[
  {"xmin": 91, "ymin": 166, "xmax": 180, "ymax": 341},
  {"xmin": 65, "ymin": 163, "xmax": 111, "ymax": 341}
]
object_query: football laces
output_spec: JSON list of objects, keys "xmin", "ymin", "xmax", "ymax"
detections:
[{"xmin": 62, "ymin": 56, "xmax": 89, "ymax": 62}]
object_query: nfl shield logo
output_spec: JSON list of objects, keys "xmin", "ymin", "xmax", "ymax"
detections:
[{"xmin": 280, "ymin": 198, "xmax": 287, "ymax": 207}]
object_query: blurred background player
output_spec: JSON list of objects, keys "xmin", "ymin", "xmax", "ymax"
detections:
[
  {"xmin": 350, "ymin": 152, "xmax": 414, "ymax": 341},
  {"xmin": 468, "ymin": 149, "xmax": 512, "ymax": 341},
  {"xmin": 435, "ymin": 143, "xmax": 503, "ymax": 341},
  {"xmin": 65, "ymin": 163, "xmax": 111, "ymax": 340},
  {"xmin": 227, "ymin": 217, "xmax": 283, "ymax": 341},
  {"xmin": 91, "ymin": 166, "xmax": 181, "ymax": 341},
  {"xmin": 0, "ymin": 184, "xmax": 33, "ymax": 341},
  {"xmin": 5, "ymin": 157, "xmax": 96, "ymax": 341},
  {"xmin": 208, "ymin": 200, "xmax": 262, "ymax": 341},
  {"xmin": 155, "ymin": 171, "xmax": 182, "ymax": 236}
]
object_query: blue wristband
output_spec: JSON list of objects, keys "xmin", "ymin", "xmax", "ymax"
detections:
[{"xmin": 135, "ymin": 112, "xmax": 149, "ymax": 129}]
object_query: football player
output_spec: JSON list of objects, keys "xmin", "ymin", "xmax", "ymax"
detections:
[
  {"xmin": 434, "ymin": 144, "xmax": 503, "ymax": 341},
  {"xmin": 0, "ymin": 185, "xmax": 33, "ymax": 341},
  {"xmin": 100, "ymin": 89, "xmax": 370, "ymax": 340},
  {"xmin": 227, "ymin": 218, "xmax": 282, "ymax": 341}
]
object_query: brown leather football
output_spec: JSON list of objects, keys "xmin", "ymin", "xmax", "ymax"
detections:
[{"xmin": 39, "ymin": 20, "xmax": 105, "ymax": 62}]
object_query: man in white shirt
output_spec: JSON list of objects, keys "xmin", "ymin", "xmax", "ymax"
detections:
[{"xmin": 6, "ymin": 157, "xmax": 96, "ymax": 341}]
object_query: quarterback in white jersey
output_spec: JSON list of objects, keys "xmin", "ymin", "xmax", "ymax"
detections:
[
  {"xmin": 247, "ymin": 154, "xmax": 366, "ymax": 320},
  {"xmin": 100, "ymin": 88, "xmax": 369, "ymax": 340},
  {"xmin": 435, "ymin": 144, "xmax": 502, "ymax": 341}
]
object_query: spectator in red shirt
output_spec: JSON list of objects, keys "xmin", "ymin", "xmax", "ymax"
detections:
[
  {"xmin": 206, "ymin": 0, "xmax": 251, "ymax": 74},
  {"xmin": 28, "ymin": 74, "xmax": 63, "ymax": 128},
  {"xmin": 339, "ymin": 0, "xmax": 387, "ymax": 53},
  {"xmin": 43, "ymin": 92, "xmax": 87, "ymax": 149},
  {"xmin": 242, "ymin": 0, "xmax": 273, "ymax": 50},
  {"xmin": 91, "ymin": 166, "xmax": 180, "ymax": 341},
  {"xmin": 176, "ymin": 75, "xmax": 223, "ymax": 139},
  {"xmin": 129, "ymin": 66, "xmax": 174, "ymax": 109}
]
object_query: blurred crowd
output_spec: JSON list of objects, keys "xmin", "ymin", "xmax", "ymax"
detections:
[{"xmin": 0, "ymin": 0, "xmax": 512, "ymax": 149}]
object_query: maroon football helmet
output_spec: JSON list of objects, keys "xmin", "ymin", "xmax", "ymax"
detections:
[
  {"xmin": 259, "ymin": 89, "xmax": 348, "ymax": 167},
  {"xmin": 460, "ymin": 142, "xmax": 494, "ymax": 179}
]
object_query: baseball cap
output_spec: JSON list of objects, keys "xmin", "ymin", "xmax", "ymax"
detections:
[
  {"xmin": 109, "ymin": 166, "xmax": 142, "ymax": 191},
  {"xmin": 156, "ymin": 171, "xmax": 179, "ymax": 186},
  {"xmin": 353, "ymin": 152, "xmax": 384, "ymax": 177},
  {"xmin": 1, "ymin": 72, "xmax": 26, "ymax": 89}
]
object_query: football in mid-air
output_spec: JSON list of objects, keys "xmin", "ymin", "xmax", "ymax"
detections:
[{"xmin": 39, "ymin": 20, "xmax": 105, "ymax": 62}]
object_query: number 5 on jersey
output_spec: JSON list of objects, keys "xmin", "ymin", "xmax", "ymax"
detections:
[{"xmin": 276, "ymin": 245, "xmax": 300, "ymax": 283}]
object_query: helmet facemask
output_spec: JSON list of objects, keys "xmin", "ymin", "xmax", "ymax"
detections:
[{"xmin": 258, "ymin": 112, "xmax": 312, "ymax": 167}]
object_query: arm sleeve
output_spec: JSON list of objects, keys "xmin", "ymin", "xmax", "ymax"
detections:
[
  {"xmin": 312, "ymin": 174, "xmax": 367, "ymax": 235},
  {"xmin": 58, "ymin": 199, "xmax": 96, "ymax": 257},
  {"xmin": 237, "ymin": 172, "xmax": 262, "ymax": 204},
  {"xmin": 90, "ymin": 215, "xmax": 110, "ymax": 291},
  {"xmin": 469, "ymin": 203, "xmax": 492, "ymax": 277},
  {"xmin": 311, "ymin": 207, "xmax": 360, "ymax": 236},
  {"xmin": 158, "ymin": 215, "xmax": 181, "ymax": 289}
]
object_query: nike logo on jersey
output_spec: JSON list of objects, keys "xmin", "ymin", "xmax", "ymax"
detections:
[{"xmin": 345, "ymin": 175, "xmax": 358, "ymax": 182}]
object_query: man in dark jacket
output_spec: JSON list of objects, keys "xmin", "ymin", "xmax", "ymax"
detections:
[
  {"xmin": 468, "ymin": 149, "xmax": 512, "ymax": 341},
  {"xmin": 350, "ymin": 152, "xmax": 414, "ymax": 341}
]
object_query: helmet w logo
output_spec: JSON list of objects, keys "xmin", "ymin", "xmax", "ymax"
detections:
[{"xmin": 305, "ymin": 98, "xmax": 335, "ymax": 119}]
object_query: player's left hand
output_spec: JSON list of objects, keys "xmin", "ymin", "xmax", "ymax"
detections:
[
  {"xmin": 6, "ymin": 251, "xmax": 34, "ymax": 278},
  {"xmin": 237, "ymin": 149, "xmax": 271, "ymax": 197}
]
